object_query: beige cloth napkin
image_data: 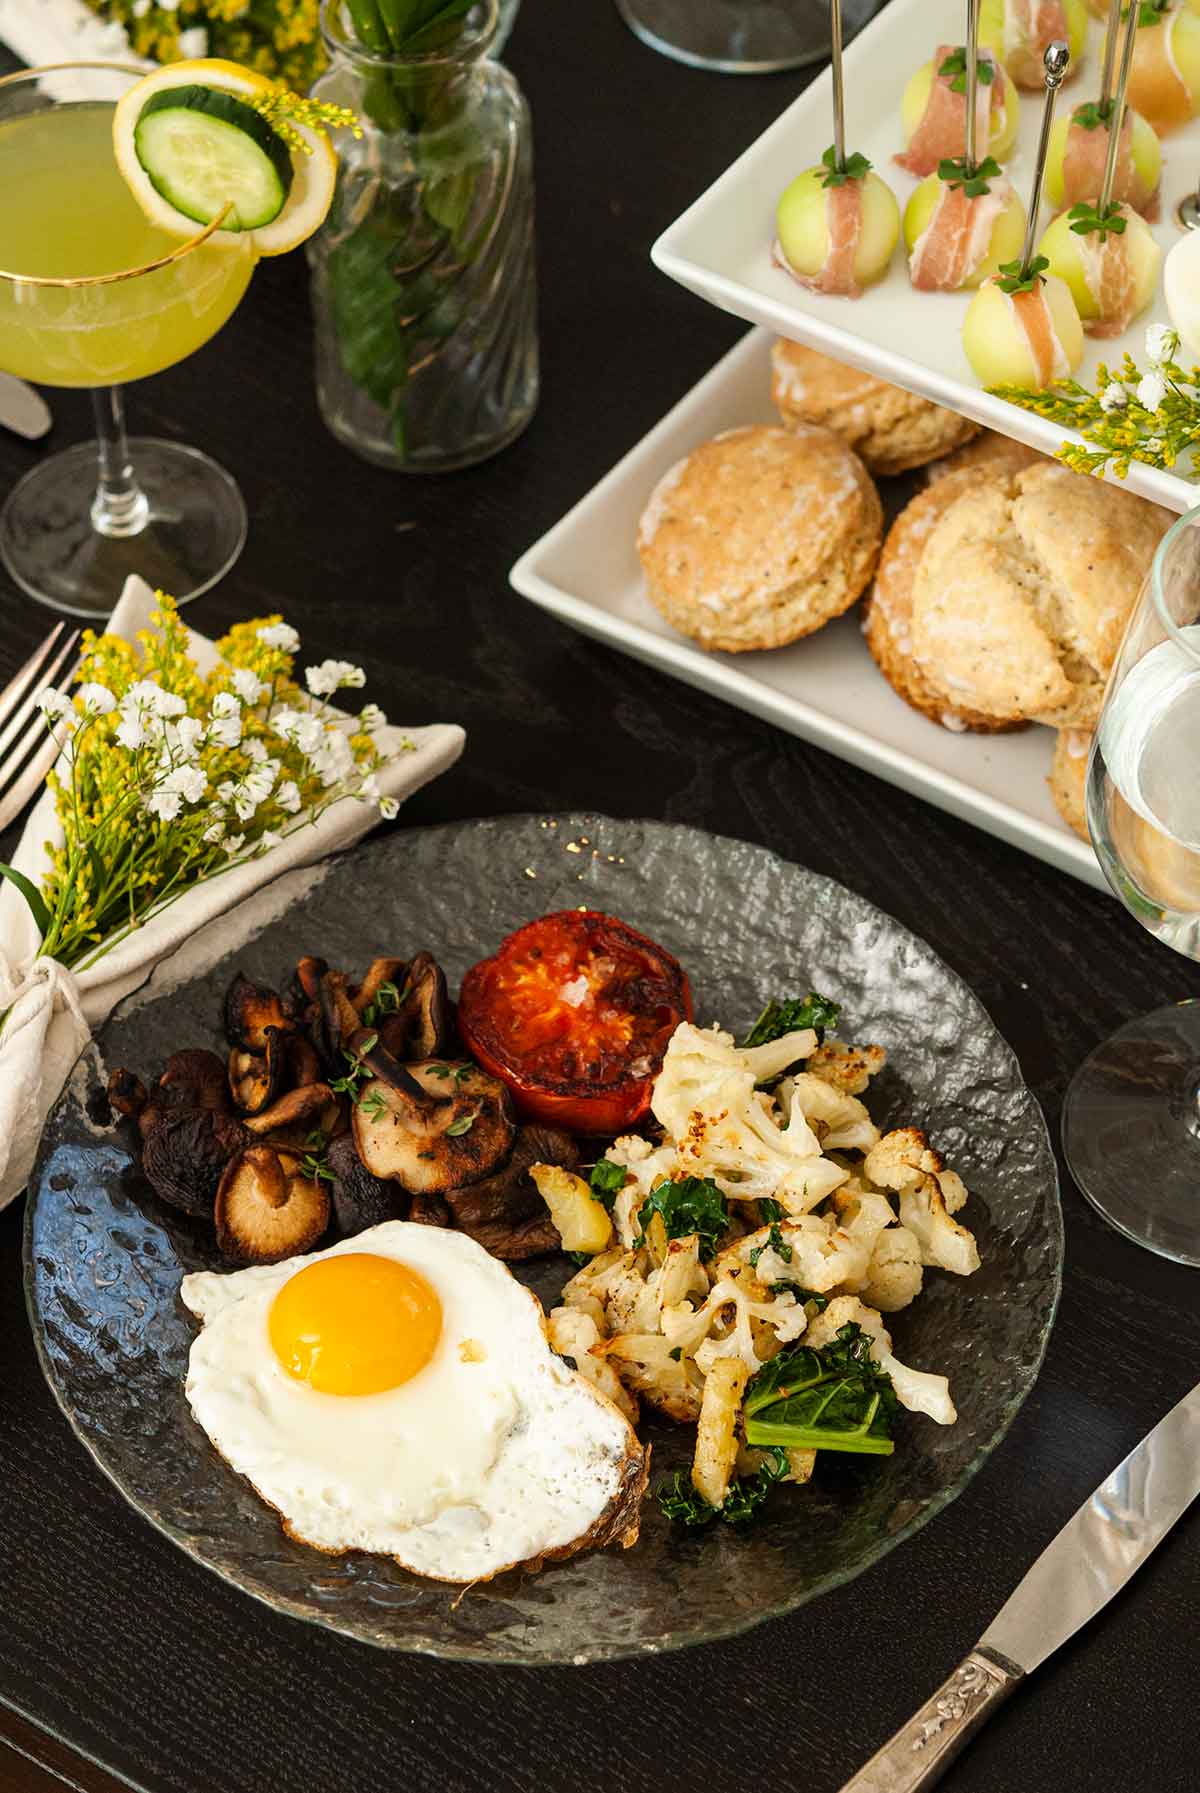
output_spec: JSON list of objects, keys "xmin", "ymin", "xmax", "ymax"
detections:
[{"xmin": 0, "ymin": 575, "xmax": 465, "ymax": 1208}]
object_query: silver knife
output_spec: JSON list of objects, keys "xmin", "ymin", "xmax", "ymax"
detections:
[
  {"xmin": 0, "ymin": 373, "xmax": 51, "ymax": 440},
  {"xmin": 841, "ymin": 1378, "xmax": 1200, "ymax": 1792}
]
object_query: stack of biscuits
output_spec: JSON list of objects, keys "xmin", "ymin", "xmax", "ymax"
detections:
[{"xmin": 635, "ymin": 337, "xmax": 1174, "ymax": 842}]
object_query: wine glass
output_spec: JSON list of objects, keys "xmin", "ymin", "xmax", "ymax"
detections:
[
  {"xmin": 613, "ymin": 0, "xmax": 877, "ymax": 75},
  {"xmin": 1062, "ymin": 503, "xmax": 1200, "ymax": 1266},
  {"xmin": 0, "ymin": 63, "xmax": 257, "ymax": 620}
]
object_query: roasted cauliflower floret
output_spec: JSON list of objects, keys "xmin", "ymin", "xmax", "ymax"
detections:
[
  {"xmin": 806, "ymin": 1295, "xmax": 957, "ymax": 1425},
  {"xmin": 806, "ymin": 1039, "xmax": 887, "ymax": 1096},
  {"xmin": 547, "ymin": 1306, "xmax": 639, "ymax": 1426},
  {"xmin": 864, "ymin": 1129, "xmax": 979, "ymax": 1277}
]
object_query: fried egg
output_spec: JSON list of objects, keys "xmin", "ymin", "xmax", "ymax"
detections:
[{"xmin": 180, "ymin": 1222, "xmax": 647, "ymax": 1582}]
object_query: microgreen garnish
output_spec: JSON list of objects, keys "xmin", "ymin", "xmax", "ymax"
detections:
[
  {"xmin": 938, "ymin": 154, "xmax": 1000, "ymax": 198},
  {"xmin": 445, "ymin": 1111, "xmax": 477, "ymax": 1137},
  {"xmin": 1072, "ymin": 98, "xmax": 1115, "ymax": 131},
  {"xmin": 938, "ymin": 46, "xmax": 995, "ymax": 93},
  {"xmin": 1068, "ymin": 200, "xmax": 1127, "ymax": 240},
  {"xmin": 1126, "ymin": 0, "xmax": 1170, "ymax": 24},
  {"xmin": 995, "ymin": 255, "xmax": 1049, "ymax": 295},
  {"xmin": 820, "ymin": 145, "xmax": 872, "ymax": 188}
]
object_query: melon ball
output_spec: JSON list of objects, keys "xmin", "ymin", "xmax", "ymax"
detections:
[
  {"xmin": 1038, "ymin": 207, "xmax": 1161, "ymax": 330},
  {"xmin": 1163, "ymin": 228, "xmax": 1200, "ymax": 358},
  {"xmin": 900, "ymin": 56, "xmax": 1022, "ymax": 163},
  {"xmin": 1044, "ymin": 107, "xmax": 1163, "ymax": 211},
  {"xmin": 903, "ymin": 174, "xmax": 1027, "ymax": 288},
  {"xmin": 776, "ymin": 168, "xmax": 900, "ymax": 292},
  {"xmin": 962, "ymin": 274, "xmax": 1085, "ymax": 385},
  {"xmin": 1104, "ymin": 8, "xmax": 1200, "ymax": 135},
  {"xmin": 979, "ymin": 0, "xmax": 1089, "ymax": 89}
]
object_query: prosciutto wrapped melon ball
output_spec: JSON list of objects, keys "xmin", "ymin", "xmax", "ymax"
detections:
[
  {"xmin": 979, "ymin": 0, "xmax": 1089, "ymax": 89},
  {"xmin": 962, "ymin": 266, "xmax": 1084, "ymax": 386},
  {"xmin": 1044, "ymin": 99, "xmax": 1162, "ymax": 214},
  {"xmin": 897, "ymin": 44, "xmax": 1021, "ymax": 175},
  {"xmin": 904, "ymin": 165, "xmax": 1027, "ymax": 290},
  {"xmin": 776, "ymin": 157, "xmax": 900, "ymax": 297},
  {"xmin": 1105, "ymin": 2, "xmax": 1200, "ymax": 134},
  {"xmin": 1038, "ymin": 204, "xmax": 1161, "ymax": 337}
]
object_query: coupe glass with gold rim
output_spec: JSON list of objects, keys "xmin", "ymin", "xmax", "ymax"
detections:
[
  {"xmin": 1062, "ymin": 503, "xmax": 1200, "ymax": 1267},
  {"xmin": 0, "ymin": 63, "xmax": 256, "ymax": 619}
]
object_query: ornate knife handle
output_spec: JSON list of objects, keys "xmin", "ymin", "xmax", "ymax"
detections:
[{"xmin": 839, "ymin": 1647, "xmax": 1024, "ymax": 1793}]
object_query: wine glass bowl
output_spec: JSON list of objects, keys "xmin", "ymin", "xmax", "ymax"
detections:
[
  {"xmin": 0, "ymin": 63, "xmax": 256, "ymax": 618},
  {"xmin": 1063, "ymin": 504, "xmax": 1200, "ymax": 1267}
]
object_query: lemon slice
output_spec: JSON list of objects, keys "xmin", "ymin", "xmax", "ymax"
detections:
[{"xmin": 113, "ymin": 59, "xmax": 337, "ymax": 256}]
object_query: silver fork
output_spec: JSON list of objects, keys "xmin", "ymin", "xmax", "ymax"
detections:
[{"xmin": 0, "ymin": 623, "xmax": 80, "ymax": 834}]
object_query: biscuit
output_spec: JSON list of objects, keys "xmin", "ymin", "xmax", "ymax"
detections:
[
  {"xmin": 925, "ymin": 428, "xmax": 1047, "ymax": 485},
  {"xmin": 1050, "ymin": 729, "xmax": 1091, "ymax": 840},
  {"xmin": 911, "ymin": 464, "xmax": 1172, "ymax": 729},
  {"xmin": 862, "ymin": 471, "xmax": 1025, "ymax": 734},
  {"xmin": 637, "ymin": 423, "xmax": 882, "ymax": 654},
  {"xmin": 771, "ymin": 339, "xmax": 978, "ymax": 475}
]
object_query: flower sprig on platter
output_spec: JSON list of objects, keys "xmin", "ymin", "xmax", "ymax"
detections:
[
  {"xmin": 990, "ymin": 324, "xmax": 1200, "ymax": 480},
  {"xmin": 5, "ymin": 595, "xmax": 408, "ymax": 974}
]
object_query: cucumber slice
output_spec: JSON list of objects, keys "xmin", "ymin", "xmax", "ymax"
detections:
[{"xmin": 132, "ymin": 85, "xmax": 293, "ymax": 232}]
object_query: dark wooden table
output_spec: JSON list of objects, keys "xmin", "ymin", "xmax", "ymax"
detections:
[{"xmin": 1, "ymin": 6, "xmax": 1198, "ymax": 1791}]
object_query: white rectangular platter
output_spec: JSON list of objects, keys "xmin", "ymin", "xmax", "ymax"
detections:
[
  {"xmin": 652, "ymin": 0, "xmax": 1200, "ymax": 515},
  {"xmin": 509, "ymin": 326, "xmax": 1103, "ymax": 890}
]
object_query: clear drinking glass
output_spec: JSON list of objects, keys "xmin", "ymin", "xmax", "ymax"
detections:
[
  {"xmin": 0, "ymin": 63, "xmax": 256, "ymax": 620},
  {"xmin": 613, "ymin": 0, "xmax": 878, "ymax": 75},
  {"xmin": 1062, "ymin": 503, "xmax": 1200, "ymax": 1266}
]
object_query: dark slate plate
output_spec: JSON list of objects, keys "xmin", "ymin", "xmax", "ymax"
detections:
[{"xmin": 23, "ymin": 814, "xmax": 1062, "ymax": 1664}]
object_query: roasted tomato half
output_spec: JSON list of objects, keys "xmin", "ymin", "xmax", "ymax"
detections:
[{"xmin": 457, "ymin": 910, "xmax": 692, "ymax": 1133}]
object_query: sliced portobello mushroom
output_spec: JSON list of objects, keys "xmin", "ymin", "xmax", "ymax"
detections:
[
  {"xmin": 378, "ymin": 951, "xmax": 451, "ymax": 1060},
  {"xmin": 224, "ymin": 972, "xmax": 291, "ymax": 1053},
  {"xmin": 142, "ymin": 1106, "xmax": 250, "ymax": 1218},
  {"xmin": 228, "ymin": 1025, "xmax": 289, "ymax": 1116},
  {"xmin": 214, "ymin": 1144, "xmax": 330, "ymax": 1264},
  {"xmin": 327, "ymin": 1132, "xmax": 404, "ymax": 1238},
  {"xmin": 352, "ymin": 1057, "xmax": 516, "ymax": 1196},
  {"xmin": 442, "ymin": 1123, "xmax": 580, "ymax": 1261}
]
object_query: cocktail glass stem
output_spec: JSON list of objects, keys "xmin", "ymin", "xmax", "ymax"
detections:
[{"xmin": 90, "ymin": 388, "xmax": 150, "ymax": 540}]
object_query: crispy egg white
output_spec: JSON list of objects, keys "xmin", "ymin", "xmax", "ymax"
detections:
[{"xmin": 180, "ymin": 1221, "xmax": 646, "ymax": 1582}]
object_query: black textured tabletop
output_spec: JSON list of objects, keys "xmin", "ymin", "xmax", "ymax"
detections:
[{"xmin": 0, "ymin": 6, "xmax": 1197, "ymax": 1792}]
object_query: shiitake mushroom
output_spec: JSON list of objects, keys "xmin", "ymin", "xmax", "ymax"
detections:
[
  {"xmin": 227, "ymin": 1026, "xmax": 289, "ymax": 1116},
  {"xmin": 349, "ymin": 956, "xmax": 409, "ymax": 1018},
  {"xmin": 141, "ymin": 1106, "xmax": 250, "ymax": 1218},
  {"xmin": 214, "ymin": 1144, "xmax": 329, "ymax": 1264},
  {"xmin": 351, "ymin": 1050, "xmax": 516, "ymax": 1196},
  {"xmin": 377, "ymin": 951, "xmax": 451, "ymax": 1060},
  {"xmin": 242, "ymin": 1082, "xmax": 342, "ymax": 1147},
  {"xmin": 156, "ymin": 1048, "xmax": 230, "ymax": 1114},
  {"xmin": 442, "ymin": 1124, "xmax": 579, "ymax": 1261},
  {"xmin": 107, "ymin": 1067, "xmax": 148, "ymax": 1121},
  {"xmin": 327, "ymin": 1132, "xmax": 404, "ymax": 1238},
  {"xmin": 223, "ymin": 973, "xmax": 291, "ymax": 1053}
]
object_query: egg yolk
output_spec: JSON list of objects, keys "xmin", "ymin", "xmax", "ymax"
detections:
[{"xmin": 268, "ymin": 1254, "xmax": 442, "ymax": 1396}]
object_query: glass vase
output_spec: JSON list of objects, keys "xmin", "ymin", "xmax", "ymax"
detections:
[{"xmin": 310, "ymin": 0, "xmax": 538, "ymax": 472}]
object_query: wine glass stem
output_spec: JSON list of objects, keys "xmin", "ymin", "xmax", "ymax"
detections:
[{"xmin": 89, "ymin": 386, "xmax": 150, "ymax": 539}]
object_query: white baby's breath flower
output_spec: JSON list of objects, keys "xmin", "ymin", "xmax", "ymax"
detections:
[
  {"xmin": 256, "ymin": 622, "xmax": 299, "ymax": 652},
  {"xmin": 121, "ymin": 678, "xmax": 186, "ymax": 720},
  {"xmin": 311, "ymin": 726, "xmax": 356, "ymax": 788},
  {"xmin": 358, "ymin": 772, "xmax": 380, "ymax": 800},
  {"xmin": 160, "ymin": 764, "xmax": 207, "ymax": 806},
  {"xmin": 257, "ymin": 830, "xmax": 283, "ymax": 854},
  {"xmin": 306, "ymin": 659, "xmax": 366, "ymax": 698},
  {"xmin": 202, "ymin": 818, "xmax": 225, "ymax": 844},
  {"xmin": 1146, "ymin": 323, "xmax": 1179, "ymax": 366},
  {"xmin": 77, "ymin": 683, "xmax": 116, "ymax": 716},
  {"xmin": 243, "ymin": 737, "xmax": 269, "ymax": 763},
  {"xmin": 272, "ymin": 706, "xmax": 326, "ymax": 757},
  {"xmin": 176, "ymin": 24, "xmax": 207, "ymax": 56},
  {"xmin": 206, "ymin": 690, "xmax": 243, "ymax": 749},
  {"xmin": 232, "ymin": 668, "xmax": 266, "ymax": 706},
  {"xmin": 1099, "ymin": 382, "xmax": 1128, "ymax": 413},
  {"xmin": 222, "ymin": 834, "xmax": 246, "ymax": 856},
  {"xmin": 360, "ymin": 703, "xmax": 386, "ymax": 730},
  {"xmin": 145, "ymin": 787, "xmax": 182, "ymax": 822},
  {"xmin": 379, "ymin": 796, "xmax": 400, "ymax": 820},
  {"xmin": 276, "ymin": 780, "xmax": 302, "ymax": 813},
  {"xmin": 157, "ymin": 716, "xmax": 204, "ymax": 766},
  {"xmin": 1137, "ymin": 371, "xmax": 1167, "ymax": 411},
  {"xmin": 37, "ymin": 689, "xmax": 72, "ymax": 722}
]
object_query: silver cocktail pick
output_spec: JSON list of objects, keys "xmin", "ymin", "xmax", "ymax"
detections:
[
  {"xmin": 1016, "ymin": 40, "xmax": 1072, "ymax": 276},
  {"xmin": 1100, "ymin": 0, "xmax": 1139, "ymax": 214},
  {"xmin": 965, "ymin": 0, "xmax": 981, "ymax": 170},
  {"xmin": 1100, "ymin": 0, "xmax": 1121, "ymax": 106},
  {"xmin": 830, "ymin": 0, "xmax": 846, "ymax": 171}
]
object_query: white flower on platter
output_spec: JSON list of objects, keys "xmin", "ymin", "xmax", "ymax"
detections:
[
  {"xmin": 358, "ymin": 772, "xmax": 380, "ymax": 800},
  {"xmin": 145, "ymin": 787, "xmax": 182, "ymax": 822},
  {"xmin": 231, "ymin": 668, "xmax": 266, "ymax": 706},
  {"xmin": 305, "ymin": 659, "xmax": 366, "ymax": 698},
  {"xmin": 131, "ymin": 678, "xmax": 187, "ymax": 719},
  {"xmin": 276, "ymin": 780, "xmax": 302, "ymax": 814},
  {"xmin": 37, "ymin": 689, "xmax": 72, "ymax": 723},
  {"xmin": 202, "ymin": 817, "xmax": 225, "ymax": 844},
  {"xmin": 256, "ymin": 622, "xmax": 300, "ymax": 652},
  {"xmin": 1099, "ymin": 382, "xmax": 1128, "ymax": 413},
  {"xmin": 379, "ymin": 796, "xmax": 399, "ymax": 820},
  {"xmin": 1145, "ymin": 323, "xmax": 1179, "ymax": 367},
  {"xmin": 256, "ymin": 830, "xmax": 283, "ymax": 854},
  {"xmin": 1137, "ymin": 371, "xmax": 1167, "ymax": 411},
  {"xmin": 161, "ymin": 763, "xmax": 207, "ymax": 806},
  {"xmin": 360, "ymin": 703, "xmax": 387, "ymax": 730},
  {"xmin": 222, "ymin": 833, "xmax": 246, "ymax": 856},
  {"xmin": 244, "ymin": 737, "xmax": 269, "ymax": 764},
  {"xmin": 157, "ymin": 716, "xmax": 204, "ymax": 767},
  {"xmin": 77, "ymin": 683, "xmax": 116, "ymax": 716},
  {"xmin": 218, "ymin": 759, "xmax": 277, "ymax": 822},
  {"xmin": 206, "ymin": 690, "xmax": 243, "ymax": 749},
  {"xmin": 311, "ymin": 726, "xmax": 356, "ymax": 788},
  {"xmin": 272, "ymin": 706, "xmax": 326, "ymax": 757}
]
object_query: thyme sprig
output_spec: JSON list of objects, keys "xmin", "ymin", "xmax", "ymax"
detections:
[{"xmin": 990, "ymin": 327, "xmax": 1200, "ymax": 480}]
